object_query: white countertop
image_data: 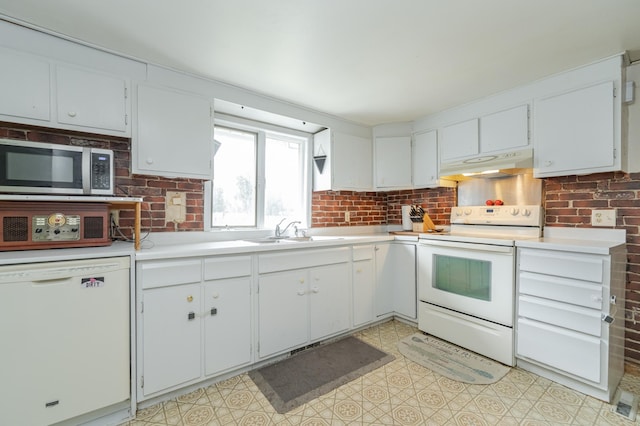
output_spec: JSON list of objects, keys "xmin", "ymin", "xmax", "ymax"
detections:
[
  {"xmin": 135, "ymin": 234, "xmax": 395, "ymax": 261},
  {"xmin": 515, "ymin": 227, "xmax": 626, "ymax": 255},
  {"xmin": 0, "ymin": 241, "xmax": 136, "ymax": 265}
]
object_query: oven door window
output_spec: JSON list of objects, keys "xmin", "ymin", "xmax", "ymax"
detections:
[{"xmin": 433, "ymin": 254, "xmax": 491, "ymax": 301}]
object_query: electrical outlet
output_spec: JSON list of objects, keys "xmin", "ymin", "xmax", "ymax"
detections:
[
  {"xmin": 345, "ymin": 211, "xmax": 350, "ymax": 222},
  {"xmin": 592, "ymin": 209, "xmax": 616, "ymax": 227},
  {"xmin": 110, "ymin": 209, "xmax": 120, "ymax": 227}
]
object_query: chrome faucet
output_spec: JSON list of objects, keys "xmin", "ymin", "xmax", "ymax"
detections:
[{"xmin": 275, "ymin": 218, "xmax": 301, "ymax": 238}]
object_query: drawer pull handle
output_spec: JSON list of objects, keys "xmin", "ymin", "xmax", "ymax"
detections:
[
  {"xmin": 297, "ymin": 290, "xmax": 306, "ymax": 296},
  {"xmin": 311, "ymin": 286, "xmax": 320, "ymax": 294},
  {"xmin": 68, "ymin": 111, "xmax": 77, "ymax": 117}
]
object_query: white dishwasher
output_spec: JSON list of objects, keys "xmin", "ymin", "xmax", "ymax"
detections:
[{"xmin": 0, "ymin": 256, "xmax": 130, "ymax": 426}]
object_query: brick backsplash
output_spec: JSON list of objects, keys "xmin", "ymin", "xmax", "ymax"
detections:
[
  {"xmin": 386, "ymin": 187, "xmax": 457, "ymax": 226},
  {"xmin": 544, "ymin": 172, "xmax": 640, "ymax": 364},
  {"xmin": 311, "ymin": 191, "xmax": 387, "ymax": 227}
]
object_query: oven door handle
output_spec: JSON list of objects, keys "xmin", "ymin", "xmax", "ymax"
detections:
[{"xmin": 419, "ymin": 239, "xmax": 513, "ymax": 254}]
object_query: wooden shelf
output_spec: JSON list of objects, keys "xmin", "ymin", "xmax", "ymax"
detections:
[{"xmin": 0, "ymin": 195, "xmax": 143, "ymax": 250}]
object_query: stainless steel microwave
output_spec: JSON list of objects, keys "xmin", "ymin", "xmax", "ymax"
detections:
[{"xmin": 0, "ymin": 139, "xmax": 114, "ymax": 195}]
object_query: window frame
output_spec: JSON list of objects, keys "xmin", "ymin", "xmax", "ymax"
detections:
[{"xmin": 205, "ymin": 113, "xmax": 312, "ymax": 232}]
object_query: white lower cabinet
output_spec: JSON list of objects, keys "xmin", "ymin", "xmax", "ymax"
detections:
[
  {"xmin": 375, "ymin": 242, "xmax": 417, "ymax": 320},
  {"xmin": 142, "ymin": 283, "xmax": 202, "ymax": 397},
  {"xmin": 515, "ymin": 243, "xmax": 626, "ymax": 402},
  {"xmin": 137, "ymin": 255, "xmax": 252, "ymax": 400},
  {"xmin": 353, "ymin": 245, "xmax": 375, "ymax": 327},
  {"xmin": 257, "ymin": 247, "xmax": 350, "ymax": 358}
]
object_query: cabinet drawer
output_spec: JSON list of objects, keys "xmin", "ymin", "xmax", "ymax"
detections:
[
  {"xmin": 258, "ymin": 247, "xmax": 350, "ymax": 274},
  {"xmin": 204, "ymin": 256, "xmax": 252, "ymax": 280},
  {"xmin": 517, "ymin": 318, "xmax": 601, "ymax": 383},
  {"xmin": 519, "ymin": 271, "xmax": 603, "ymax": 309},
  {"xmin": 519, "ymin": 249, "xmax": 605, "ymax": 283},
  {"xmin": 518, "ymin": 295, "xmax": 602, "ymax": 336},
  {"xmin": 353, "ymin": 245, "xmax": 374, "ymax": 261},
  {"xmin": 139, "ymin": 259, "xmax": 202, "ymax": 289}
]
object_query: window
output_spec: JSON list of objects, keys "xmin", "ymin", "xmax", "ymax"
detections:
[{"xmin": 209, "ymin": 121, "xmax": 310, "ymax": 230}]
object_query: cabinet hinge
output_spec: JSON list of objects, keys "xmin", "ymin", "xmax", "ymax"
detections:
[
  {"xmin": 140, "ymin": 301, "xmax": 144, "ymax": 314},
  {"xmin": 613, "ymin": 87, "xmax": 617, "ymax": 98},
  {"xmin": 141, "ymin": 375, "xmax": 144, "ymax": 388},
  {"xmin": 614, "ymin": 148, "xmax": 617, "ymax": 159},
  {"xmin": 124, "ymin": 87, "xmax": 128, "ymax": 99},
  {"xmin": 125, "ymin": 114, "xmax": 129, "ymax": 126}
]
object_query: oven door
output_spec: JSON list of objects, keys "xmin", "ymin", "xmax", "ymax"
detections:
[
  {"xmin": 418, "ymin": 239, "xmax": 515, "ymax": 326},
  {"xmin": 0, "ymin": 142, "xmax": 84, "ymax": 194}
]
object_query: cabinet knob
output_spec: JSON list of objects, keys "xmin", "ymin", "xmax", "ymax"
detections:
[
  {"xmin": 211, "ymin": 292, "xmax": 219, "ymax": 299},
  {"xmin": 544, "ymin": 160, "xmax": 553, "ymax": 167},
  {"xmin": 146, "ymin": 158, "xmax": 154, "ymax": 164},
  {"xmin": 299, "ymin": 278, "xmax": 305, "ymax": 284},
  {"xmin": 297, "ymin": 290, "xmax": 306, "ymax": 296},
  {"xmin": 67, "ymin": 111, "xmax": 77, "ymax": 117},
  {"xmin": 311, "ymin": 287, "xmax": 320, "ymax": 293},
  {"xmin": 187, "ymin": 295, "xmax": 194, "ymax": 302},
  {"xmin": 356, "ymin": 268, "xmax": 362, "ymax": 273}
]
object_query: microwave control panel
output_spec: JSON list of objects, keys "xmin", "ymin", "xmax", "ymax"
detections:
[{"xmin": 32, "ymin": 213, "xmax": 81, "ymax": 241}]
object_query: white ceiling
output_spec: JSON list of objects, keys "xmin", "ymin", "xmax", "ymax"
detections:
[{"xmin": 1, "ymin": 1, "xmax": 640, "ymax": 127}]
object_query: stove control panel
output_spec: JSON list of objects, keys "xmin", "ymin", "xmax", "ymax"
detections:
[{"xmin": 451, "ymin": 205, "xmax": 543, "ymax": 227}]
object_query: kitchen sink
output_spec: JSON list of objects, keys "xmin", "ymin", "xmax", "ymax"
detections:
[{"xmin": 243, "ymin": 238, "xmax": 298, "ymax": 244}]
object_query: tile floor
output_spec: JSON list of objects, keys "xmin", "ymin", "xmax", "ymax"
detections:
[{"xmin": 123, "ymin": 320, "xmax": 640, "ymax": 425}]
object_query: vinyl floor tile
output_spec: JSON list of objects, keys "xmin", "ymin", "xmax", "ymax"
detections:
[{"xmin": 124, "ymin": 320, "xmax": 640, "ymax": 425}]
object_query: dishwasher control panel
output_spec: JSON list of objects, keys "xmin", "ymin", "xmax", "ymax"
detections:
[{"xmin": 32, "ymin": 213, "xmax": 81, "ymax": 242}]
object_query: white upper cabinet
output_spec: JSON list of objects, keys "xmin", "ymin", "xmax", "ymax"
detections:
[
  {"xmin": 441, "ymin": 105, "xmax": 529, "ymax": 163},
  {"xmin": 480, "ymin": 105, "xmax": 529, "ymax": 153},
  {"xmin": 0, "ymin": 47, "xmax": 133, "ymax": 137},
  {"xmin": 56, "ymin": 65, "xmax": 128, "ymax": 134},
  {"xmin": 374, "ymin": 136, "xmax": 412, "ymax": 189},
  {"xmin": 0, "ymin": 47, "xmax": 50, "ymax": 122},
  {"xmin": 534, "ymin": 81, "xmax": 616, "ymax": 177},
  {"xmin": 412, "ymin": 130, "xmax": 440, "ymax": 188},
  {"xmin": 134, "ymin": 84, "xmax": 213, "ymax": 179},
  {"xmin": 440, "ymin": 118, "xmax": 478, "ymax": 162},
  {"xmin": 313, "ymin": 129, "xmax": 372, "ymax": 191}
]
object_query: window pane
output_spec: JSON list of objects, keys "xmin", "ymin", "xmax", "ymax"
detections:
[
  {"xmin": 264, "ymin": 135, "xmax": 304, "ymax": 228},
  {"xmin": 212, "ymin": 127, "xmax": 256, "ymax": 227}
]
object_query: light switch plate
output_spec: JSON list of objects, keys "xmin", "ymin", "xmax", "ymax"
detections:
[{"xmin": 592, "ymin": 209, "xmax": 616, "ymax": 227}]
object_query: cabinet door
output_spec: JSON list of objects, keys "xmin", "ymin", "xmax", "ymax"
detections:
[
  {"xmin": 142, "ymin": 283, "xmax": 201, "ymax": 396},
  {"xmin": 135, "ymin": 84, "xmax": 213, "ymax": 179},
  {"xmin": 480, "ymin": 105, "xmax": 528, "ymax": 153},
  {"xmin": 393, "ymin": 243, "xmax": 417, "ymax": 319},
  {"xmin": 375, "ymin": 136, "xmax": 412, "ymax": 188},
  {"xmin": 353, "ymin": 258, "xmax": 375, "ymax": 327},
  {"xmin": 440, "ymin": 118, "xmax": 478, "ymax": 161},
  {"xmin": 333, "ymin": 132, "xmax": 372, "ymax": 190},
  {"xmin": 204, "ymin": 277, "xmax": 251, "ymax": 376},
  {"xmin": 412, "ymin": 130, "xmax": 439, "ymax": 188},
  {"xmin": 375, "ymin": 243, "xmax": 394, "ymax": 317},
  {"xmin": 258, "ymin": 270, "xmax": 308, "ymax": 358},
  {"xmin": 56, "ymin": 65, "xmax": 128, "ymax": 133},
  {"xmin": 0, "ymin": 48, "xmax": 50, "ymax": 122},
  {"xmin": 309, "ymin": 262, "xmax": 350, "ymax": 341},
  {"xmin": 534, "ymin": 81, "xmax": 615, "ymax": 177}
]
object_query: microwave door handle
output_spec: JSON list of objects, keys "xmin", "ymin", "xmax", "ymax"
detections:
[{"xmin": 82, "ymin": 148, "xmax": 91, "ymax": 194}]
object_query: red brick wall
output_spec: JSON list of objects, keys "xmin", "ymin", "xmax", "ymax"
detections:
[
  {"xmin": 0, "ymin": 123, "xmax": 205, "ymax": 237},
  {"xmin": 386, "ymin": 187, "xmax": 457, "ymax": 226},
  {"xmin": 544, "ymin": 172, "xmax": 640, "ymax": 364},
  {"xmin": 311, "ymin": 191, "xmax": 387, "ymax": 227}
]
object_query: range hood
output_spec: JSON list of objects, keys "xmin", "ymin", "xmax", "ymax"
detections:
[{"xmin": 440, "ymin": 148, "xmax": 533, "ymax": 179}]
